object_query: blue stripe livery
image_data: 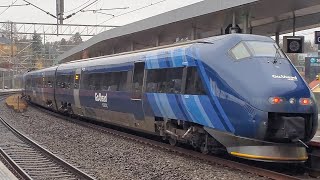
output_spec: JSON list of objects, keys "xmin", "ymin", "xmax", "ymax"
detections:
[{"xmin": 146, "ymin": 93, "xmax": 227, "ymax": 130}]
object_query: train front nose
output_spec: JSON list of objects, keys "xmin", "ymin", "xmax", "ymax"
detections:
[
  {"xmin": 247, "ymin": 68, "xmax": 318, "ymax": 142},
  {"xmin": 206, "ymin": 38, "xmax": 318, "ymax": 161}
]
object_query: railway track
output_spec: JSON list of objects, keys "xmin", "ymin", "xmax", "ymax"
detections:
[
  {"xmin": 33, "ymin": 105, "xmax": 307, "ymax": 180},
  {"xmin": 0, "ymin": 94, "xmax": 95, "ymax": 180}
]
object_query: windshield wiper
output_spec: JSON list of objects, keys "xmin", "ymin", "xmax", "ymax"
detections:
[{"xmin": 273, "ymin": 44, "xmax": 281, "ymax": 64}]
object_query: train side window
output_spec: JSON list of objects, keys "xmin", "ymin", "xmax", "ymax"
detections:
[
  {"xmin": 81, "ymin": 71, "xmax": 129, "ymax": 91},
  {"xmin": 83, "ymin": 73, "xmax": 102, "ymax": 90},
  {"xmin": 81, "ymin": 71, "xmax": 89, "ymax": 90},
  {"xmin": 67, "ymin": 75, "xmax": 72, "ymax": 89},
  {"xmin": 118, "ymin": 71, "xmax": 128, "ymax": 91},
  {"xmin": 101, "ymin": 73, "xmax": 110, "ymax": 91},
  {"xmin": 101, "ymin": 72, "xmax": 117, "ymax": 91},
  {"xmin": 60, "ymin": 75, "xmax": 66, "ymax": 88},
  {"xmin": 88, "ymin": 73, "xmax": 96, "ymax": 90},
  {"xmin": 167, "ymin": 68, "xmax": 183, "ymax": 93},
  {"xmin": 94, "ymin": 73, "xmax": 102, "ymax": 90},
  {"xmin": 65, "ymin": 75, "xmax": 70, "ymax": 89},
  {"xmin": 146, "ymin": 67, "xmax": 183, "ymax": 93},
  {"xmin": 132, "ymin": 62, "xmax": 145, "ymax": 99},
  {"xmin": 185, "ymin": 67, "xmax": 206, "ymax": 95},
  {"xmin": 146, "ymin": 69, "xmax": 160, "ymax": 92},
  {"xmin": 56, "ymin": 74, "xmax": 65, "ymax": 88}
]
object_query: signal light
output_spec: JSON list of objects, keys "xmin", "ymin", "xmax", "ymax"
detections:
[
  {"xmin": 299, "ymin": 98, "xmax": 312, "ymax": 105},
  {"xmin": 269, "ymin": 97, "xmax": 284, "ymax": 104}
]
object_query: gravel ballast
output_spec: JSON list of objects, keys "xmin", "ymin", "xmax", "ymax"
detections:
[{"xmin": 0, "ymin": 101, "xmax": 267, "ymax": 180}]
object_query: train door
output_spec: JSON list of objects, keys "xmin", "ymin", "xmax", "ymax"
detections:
[
  {"xmin": 73, "ymin": 68, "xmax": 82, "ymax": 116},
  {"xmin": 131, "ymin": 61, "xmax": 145, "ymax": 120}
]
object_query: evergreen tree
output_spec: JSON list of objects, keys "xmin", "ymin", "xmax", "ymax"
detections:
[
  {"xmin": 31, "ymin": 32, "xmax": 43, "ymax": 55},
  {"xmin": 69, "ymin": 32, "xmax": 83, "ymax": 45},
  {"xmin": 60, "ymin": 38, "xmax": 69, "ymax": 52}
]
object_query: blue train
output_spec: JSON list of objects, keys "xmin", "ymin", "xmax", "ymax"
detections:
[{"xmin": 23, "ymin": 34, "xmax": 318, "ymax": 162}]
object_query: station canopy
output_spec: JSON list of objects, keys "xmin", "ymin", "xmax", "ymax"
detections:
[{"xmin": 58, "ymin": 0, "xmax": 320, "ymax": 63}]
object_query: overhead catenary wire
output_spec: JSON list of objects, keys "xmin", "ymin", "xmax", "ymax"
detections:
[
  {"xmin": 22, "ymin": 0, "xmax": 57, "ymax": 19},
  {"xmin": 0, "ymin": 0, "xmax": 18, "ymax": 17},
  {"xmin": 0, "ymin": 4, "xmax": 29, "ymax": 8},
  {"xmin": 82, "ymin": 7, "xmax": 129, "ymax": 12},
  {"xmin": 98, "ymin": 0, "xmax": 168, "ymax": 25},
  {"xmin": 64, "ymin": 0, "xmax": 93, "ymax": 14},
  {"xmin": 64, "ymin": 0, "xmax": 100, "ymax": 20}
]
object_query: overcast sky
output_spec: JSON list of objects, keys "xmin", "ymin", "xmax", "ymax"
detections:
[
  {"xmin": 1, "ymin": 0, "xmax": 205, "ymax": 24},
  {"xmin": 0, "ymin": 0, "xmax": 319, "ymax": 43}
]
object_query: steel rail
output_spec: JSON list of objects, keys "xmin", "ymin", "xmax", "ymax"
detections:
[
  {"xmin": 0, "ymin": 96, "xmax": 95, "ymax": 180},
  {"xmin": 35, "ymin": 105, "xmax": 304, "ymax": 180},
  {"xmin": 0, "ymin": 148, "xmax": 32, "ymax": 180}
]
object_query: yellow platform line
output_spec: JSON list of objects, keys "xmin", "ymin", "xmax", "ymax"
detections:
[{"xmin": 230, "ymin": 151, "xmax": 308, "ymax": 161}]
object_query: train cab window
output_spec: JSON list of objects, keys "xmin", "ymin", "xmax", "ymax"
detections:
[
  {"xmin": 230, "ymin": 42, "xmax": 251, "ymax": 60},
  {"xmin": 185, "ymin": 67, "xmax": 206, "ymax": 95},
  {"xmin": 245, "ymin": 41, "xmax": 285, "ymax": 58}
]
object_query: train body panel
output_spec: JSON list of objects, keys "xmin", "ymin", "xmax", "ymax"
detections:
[
  {"xmin": 23, "ymin": 34, "xmax": 318, "ymax": 162},
  {"xmin": 24, "ymin": 66, "xmax": 58, "ymax": 110}
]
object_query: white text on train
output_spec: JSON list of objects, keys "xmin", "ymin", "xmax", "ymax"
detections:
[
  {"xmin": 95, "ymin": 93, "xmax": 108, "ymax": 103},
  {"xmin": 272, "ymin": 75, "xmax": 298, "ymax": 81}
]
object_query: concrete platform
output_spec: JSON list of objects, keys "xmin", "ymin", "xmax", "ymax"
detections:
[
  {"xmin": 312, "ymin": 133, "xmax": 320, "ymax": 142},
  {"xmin": 0, "ymin": 89, "xmax": 21, "ymax": 93},
  {"xmin": 0, "ymin": 161, "xmax": 18, "ymax": 180}
]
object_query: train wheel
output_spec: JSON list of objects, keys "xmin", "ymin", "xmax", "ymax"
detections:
[
  {"xmin": 200, "ymin": 142, "xmax": 209, "ymax": 154},
  {"xmin": 168, "ymin": 136, "xmax": 177, "ymax": 146}
]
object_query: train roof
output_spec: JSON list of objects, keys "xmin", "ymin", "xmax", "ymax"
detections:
[
  {"xmin": 26, "ymin": 66, "xmax": 58, "ymax": 75},
  {"xmin": 27, "ymin": 34, "xmax": 274, "ymax": 74},
  {"xmin": 57, "ymin": 34, "xmax": 273, "ymax": 69}
]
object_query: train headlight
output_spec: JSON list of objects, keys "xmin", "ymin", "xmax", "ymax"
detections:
[
  {"xmin": 268, "ymin": 97, "xmax": 284, "ymax": 104},
  {"xmin": 289, "ymin": 98, "xmax": 296, "ymax": 104},
  {"xmin": 299, "ymin": 98, "xmax": 312, "ymax": 105}
]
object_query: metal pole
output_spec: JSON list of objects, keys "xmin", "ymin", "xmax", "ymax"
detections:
[
  {"xmin": 191, "ymin": 26, "xmax": 196, "ymax": 40},
  {"xmin": 11, "ymin": 22, "xmax": 14, "ymax": 71},
  {"xmin": 2, "ymin": 71, "xmax": 4, "ymax": 90},
  {"xmin": 243, "ymin": 14, "xmax": 248, "ymax": 34},
  {"xmin": 275, "ymin": 32, "xmax": 280, "ymax": 46},
  {"xmin": 231, "ymin": 12, "xmax": 237, "ymax": 34},
  {"xmin": 293, "ymin": 12, "xmax": 296, "ymax": 36},
  {"xmin": 232, "ymin": 12, "xmax": 236, "ymax": 28}
]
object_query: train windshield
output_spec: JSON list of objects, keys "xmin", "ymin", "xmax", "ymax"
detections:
[{"xmin": 231, "ymin": 41, "xmax": 286, "ymax": 60}]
